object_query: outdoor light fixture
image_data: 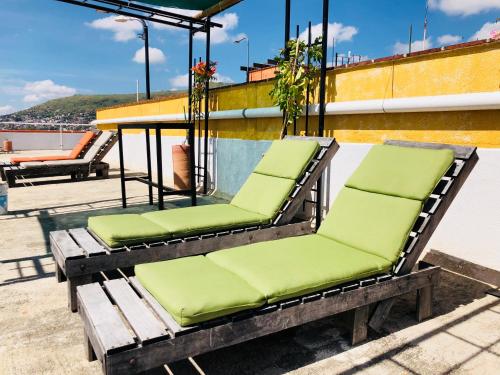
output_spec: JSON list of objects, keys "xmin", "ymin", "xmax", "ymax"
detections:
[
  {"xmin": 234, "ymin": 36, "xmax": 250, "ymax": 83},
  {"xmin": 115, "ymin": 16, "xmax": 151, "ymax": 99}
]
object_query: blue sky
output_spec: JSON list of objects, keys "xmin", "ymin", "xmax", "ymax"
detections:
[{"xmin": 0, "ymin": 0, "xmax": 499, "ymax": 114}]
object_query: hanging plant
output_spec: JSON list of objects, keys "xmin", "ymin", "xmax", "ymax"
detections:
[
  {"xmin": 269, "ymin": 37, "xmax": 323, "ymax": 139},
  {"xmin": 191, "ymin": 60, "xmax": 217, "ymax": 120}
]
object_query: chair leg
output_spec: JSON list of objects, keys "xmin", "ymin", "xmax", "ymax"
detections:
[
  {"xmin": 68, "ymin": 275, "xmax": 93, "ymax": 312},
  {"xmin": 55, "ymin": 263, "xmax": 66, "ymax": 283},
  {"xmin": 351, "ymin": 305, "xmax": 370, "ymax": 345},
  {"xmin": 84, "ymin": 330, "xmax": 97, "ymax": 362},
  {"xmin": 368, "ymin": 298, "xmax": 395, "ymax": 333},
  {"xmin": 6, "ymin": 172, "xmax": 16, "ymax": 187},
  {"xmin": 417, "ymin": 286, "xmax": 433, "ymax": 322}
]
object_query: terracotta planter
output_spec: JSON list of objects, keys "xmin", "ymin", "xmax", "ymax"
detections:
[
  {"xmin": 3, "ymin": 140, "xmax": 12, "ymax": 153},
  {"xmin": 172, "ymin": 144, "xmax": 191, "ymax": 190}
]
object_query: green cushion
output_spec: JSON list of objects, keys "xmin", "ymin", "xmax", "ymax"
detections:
[
  {"xmin": 135, "ymin": 256, "xmax": 265, "ymax": 326},
  {"xmin": 88, "ymin": 214, "xmax": 170, "ymax": 248},
  {"xmin": 143, "ymin": 204, "xmax": 269, "ymax": 237},
  {"xmin": 318, "ymin": 187, "xmax": 422, "ymax": 263},
  {"xmin": 346, "ymin": 145, "xmax": 454, "ymax": 201},
  {"xmin": 254, "ymin": 140, "xmax": 320, "ymax": 179},
  {"xmin": 208, "ymin": 234, "xmax": 391, "ymax": 303},
  {"xmin": 230, "ymin": 173, "xmax": 296, "ymax": 218}
]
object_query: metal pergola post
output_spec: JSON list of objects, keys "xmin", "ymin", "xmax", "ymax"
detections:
[
  {"xmin": 203, "ymin": 18, "xmax": 211, "ymax": 194},
  {"xmin": 305, "ymin": 21, "xmax": 312, "ymax": 136},
  {"xmin": 315, "ymin": 0, "xmax": 329, "ymax": 230},
  {"xmin": 284, "ymin": 0, "xmax": 291, "ymax": 54},
  {"xmin": 188, "ymin": 24, "xmax": 197, "ymax": 206}
]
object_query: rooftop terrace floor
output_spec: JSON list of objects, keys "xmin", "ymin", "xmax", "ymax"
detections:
[{"xmin": 0, "ymin": 151, "xmax": 499, "ymax": 375}]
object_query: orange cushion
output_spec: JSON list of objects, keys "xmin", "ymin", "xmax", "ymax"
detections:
[
  {"xmin": 68, "ymin": 131, "xmax": 95, "ymax": 159},
  {"xmin": 10, "ymin": 131, "xmax": 95, "ymax": 164},
  {"xmin": 10, "ymin": 155, "xmax": 70, "ymax": 163}
]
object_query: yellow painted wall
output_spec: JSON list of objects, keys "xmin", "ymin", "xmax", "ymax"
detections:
[{"xmin": 97, "ymin": 41, "xmax": 500, "ymax": 147}]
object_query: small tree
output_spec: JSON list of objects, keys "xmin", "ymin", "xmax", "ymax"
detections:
[{"xmin": 270, "ymin": 37, "xmax": 322, "ymax": 139}]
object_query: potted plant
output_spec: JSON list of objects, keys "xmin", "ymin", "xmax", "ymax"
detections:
[
  {"xmin": 270, "ymin": 37, "xmax": 323, "ymax": 139},
  {"xmin": 172, "ymin": 61, "xmax": 217, "ymax": 190}
]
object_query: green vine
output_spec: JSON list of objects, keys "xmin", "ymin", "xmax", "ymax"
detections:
[{"xmin": 269, "ymin": 37, "xmax": 323, "ymax": 138}]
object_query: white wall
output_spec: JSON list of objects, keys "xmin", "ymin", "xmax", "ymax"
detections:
[{"xmin": 0, "ymin": 131, "xmax": 83, "ymax": 151}]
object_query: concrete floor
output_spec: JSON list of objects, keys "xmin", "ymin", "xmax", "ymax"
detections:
[{"xmin": 0, "ymin": 151, "xmax": 499, "ymax": 375}]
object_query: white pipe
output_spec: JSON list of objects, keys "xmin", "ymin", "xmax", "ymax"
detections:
[{"xmin": 91, "ymin": 91, "xmax": 500, "ymax": 126}]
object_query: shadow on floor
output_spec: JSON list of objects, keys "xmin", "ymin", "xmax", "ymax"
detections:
[
  {"xmin": 0, "ymin": 253, "xmax": 55, "ymax": 287},
  {"xmin": 158, "ymin": 270, "xmax": 499, "ymax": 375}
]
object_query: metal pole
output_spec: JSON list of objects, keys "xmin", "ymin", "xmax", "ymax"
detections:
[
  {"xmin": 246, "ymin": 38, "xmax": 250, "ymax": 83},
  {"xmin": 188, "ymin": 25, "xmax": 193, "ymax": 124},
  {"xmin": 155, "ymin": 124, "xmax": 164, "ymax": 210},
  {"xmin": 142, "ymin": 20, "xmax": 151, "ymax": 100},
  {"xmin": 408, "ymin": 24, "xmax": 413, "ymax": 54},
  {"xmin": 293, "ymin": 24, "xmax": 299, "ymax": 135},
  {"xmin": 187, "ymin": 24, "xmax": 196, "ymax": 206},
  {"xmin": 284, "ymin": 0, "xmax": 291, "ymax": 54},
  {"xmin": 196, "ymin": 56, "xmax": 201, "ymax": 184},
  {"xmin": 188, "ymin": 124, "xmax": 197, "ymax": 206},
  {"xmin": 305, "ymin": 21, "xmax": 311, "ymax": 136},
  {"xmin": 145, "ymin": 128, "xmax": 153, "ymax": 205},
  {"xmin": 316, "ymin": 0, "xmax": 329, "ymax": 230},
  {"xmin": 118, "ymin": 127, "xmax": 127, "ymax": 208},
  {"xmin": 59, "ymin": 124, "xmax": 63, "ymax": 150},
  {"xmin": 203, "ymin": 19, "xmax": 211, "ymax": 194}
]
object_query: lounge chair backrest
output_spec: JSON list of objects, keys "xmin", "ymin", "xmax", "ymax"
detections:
[
  {"xmin": 82, "ymin": 131, "xmax": 114, "ymax": 162},
  {"xmin": 230, "ymin": 140, "xmax": 320, "ymax": 219},
  {"xmin": 68, "ymin": 131, "xmax": 96, "ymax": 159},
  {"xmin": 318, "ymin": 145, "xmax": 454, "ymax": 264}
]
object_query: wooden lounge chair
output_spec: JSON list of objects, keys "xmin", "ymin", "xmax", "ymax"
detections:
[
  {"xmin": 51, "ymin": 136, "xmax": 339, "ymax": 312},
  {"xmin": 2, "ymin": 131, "xmax": 117, "ymax": 187},
  {"xmin": 75, "ymin": 140, "xmax": 477, "ymax": 375},
  {"xmin": 0, "ymin": 130, "xmax": 97, "ymax": 181}
]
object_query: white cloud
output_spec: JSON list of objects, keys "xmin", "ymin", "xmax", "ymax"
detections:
[
  {"xmin": 299, "ymin": 22, "xmax": 358, "ymax": 46},
  {"xmin": 469, "ymin": 22, "xmax": 500, "ymax": 40},
  {"xmin": 437, "ymin": 34, "xmax": 462, "ymax": 45},
  {"xmin": 22, "ymin": 80, "xmax": 76, "ymax": 103},
  {"xmin": 0, "ymin": 105, "xmax": 15, "ymax": 115},
  {"xmin": 133, "ymin": 47, "xmax": 166, "ymax": 64},
  {"xmin": 428, "ymin": 0, "xmax": 500, "ymax": 16},
  {"xmin": 213, "ymin": 73, "xmax": 234, "ymax": 83},
  {"xmin": 87, "ymin": 16, "xmax": 142, "ymax": 42},
  {"xmin": 393, "ymin": 38, "xmax": 433, "ymax": 54},
  {"xmin": 169, "ymin": 74, "xmax": 188, "ymax": 89},
  {"xmin": 194, "ymin": 13, "xmax": 240, "ymax": 44}
]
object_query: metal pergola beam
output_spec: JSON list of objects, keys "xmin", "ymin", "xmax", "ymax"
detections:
[{"xmin": 55, "ymin": 0, "xmax": 223, "ymax": 30}]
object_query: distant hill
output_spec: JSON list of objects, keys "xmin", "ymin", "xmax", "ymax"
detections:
[{"xmin": 0, "ymin": 91, "xmax": 186, "ymax": 125}]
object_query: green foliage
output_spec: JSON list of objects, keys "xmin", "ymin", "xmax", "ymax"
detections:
[{"xmin": 269, "ymin": 37, "xmax": 323, "ymax": 138}]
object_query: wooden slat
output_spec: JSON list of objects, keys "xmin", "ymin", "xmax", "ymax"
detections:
[
  {"xmin": 51, "ymin": 230, "xmax": 85, "ymax": 259},
  {"xmin": 69, "ymin": 228, "xmax": 106, "ymax": 256},
  {"xmin": 104, "ymin": 279, "xmax": 169, "ymax": 344},
  {"xmin": 384, "ymin": 139, "xmax": 476, "ymax": 160},
  {"xmin": 77, "ymin": 283, "xmax": 136, "ymax": 355},
  {"xmin": 129, "ymin": 277, "xmax": 196, "ymax": 337}
]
